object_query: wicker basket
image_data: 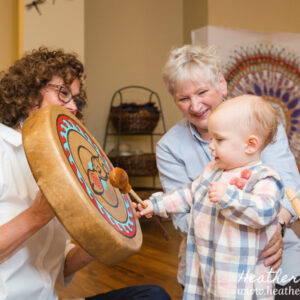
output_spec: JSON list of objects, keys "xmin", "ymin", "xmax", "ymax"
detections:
[
  {"xmin": 109, "ymin": 153, "xmax": 158, "ymax": 176},
  {"xmin": 110, "ymin": 103, "xmax": 160, "ymax": 133},
  {"xmin": 133, "ymin": 187, "xmax": 163, "ymax": 200}
]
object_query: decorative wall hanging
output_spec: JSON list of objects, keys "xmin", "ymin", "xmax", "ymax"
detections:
[{"xmin": 223, "ymin": 44, "xmax": 300, "ymax": 167}]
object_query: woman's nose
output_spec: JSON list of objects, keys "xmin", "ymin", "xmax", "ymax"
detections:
[
  {"xmin": 65, "ymin": 99, "xmax": 78, "ymax": 115},
  {"xmin": 190, "ymin": 97, "xmax": 201, "ymax": 112}
]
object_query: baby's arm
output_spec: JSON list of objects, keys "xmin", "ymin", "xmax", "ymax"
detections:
[
  {"xmin": 137, "ymin": 174, "xmax": 206, "ymax": 219},
  {"xmin": 150, "ymin": 185, "xmax": 193, "ymax": 218},
  {"xmin": 208, "ymin": 182, "xmax": 228, "ymax": 202},
  {"xmin": 217, "ymin": 175, "xmax": 283, "ymax": 228},
  {"xmin": 133, "ymin": 188, "xmax": 192, "ymax": 219},
  {"xmin": 134, "ymin": 191, "xmax": 190, "ymax": 219}
]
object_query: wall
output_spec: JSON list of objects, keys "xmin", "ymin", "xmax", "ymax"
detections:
[
  {"xmin": 85, "ymin": 0, "xmax": 183, "ymax": 146},
  {"xmin": 18, "ymin": 0, "xmax": 184, "ymax": 188},
  {"xmin": 183, "ymin": 0, "xmax": 208, "ymax": 44},
  {"xmin": 23, "ymin": 0, "xmax": 84, "ymax": 61},
  {"xmin": 184, "ymin": 0, "xmax": 300, "ymax": 44},
  {"xmin": 208, "ymin": 0, "xmax": 300, "ymax": 33},
  {"xmin": 0, "ymin": 0, "xmax": 18, "ymax": 71},
  {"xmin": 19, "ymin": 0, "xmax": 300, "ymax": 148}
]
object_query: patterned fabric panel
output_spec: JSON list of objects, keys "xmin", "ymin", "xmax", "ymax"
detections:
[{"xmin": 223, "ymin": 44, "xmax": 300, "ymax": 170}]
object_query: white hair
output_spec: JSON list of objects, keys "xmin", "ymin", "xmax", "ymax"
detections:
[{"xmin": 162, "ymin": 44, "xmax": 222, "ymax": 95}]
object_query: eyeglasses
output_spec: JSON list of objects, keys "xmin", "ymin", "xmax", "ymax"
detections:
[{"xmin": 46, "ymin": 83, "xmax": 84, "ymax": 111}]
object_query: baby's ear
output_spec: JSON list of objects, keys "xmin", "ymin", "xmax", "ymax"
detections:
[{"xmin": 245, "ymin": 135, "xmax": 260, "ymax": 154}]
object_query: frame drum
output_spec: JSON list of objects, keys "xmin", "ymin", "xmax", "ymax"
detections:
[{"xmin": 22, "ymin": 105, "xmax": 142, "ymax": 265}]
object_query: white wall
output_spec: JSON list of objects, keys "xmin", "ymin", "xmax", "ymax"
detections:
[
  {"xmin": 23, "ymin": 0, "xmax": 84, "ymax": 61},
  {"xmin": 85, "ymin": 0, "xmax": 183, "ymax": 146},
  {"xmin": 22, "ymin": 0, "xmax": 184, "ymax": 147},
  {"xmin": 0, "ymin": 0, "xmax": 18, "ymax": 70}
]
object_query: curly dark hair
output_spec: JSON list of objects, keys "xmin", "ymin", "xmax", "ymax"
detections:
[{"xmin": 0, "ymin": 47, "xmax": 87, "ymax": 127}]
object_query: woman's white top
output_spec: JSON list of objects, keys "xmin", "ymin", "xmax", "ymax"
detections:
[{"xmin": 0, "ymin": 123, "xmax": 75, "ymax": 300}]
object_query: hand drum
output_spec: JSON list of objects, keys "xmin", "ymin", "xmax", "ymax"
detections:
[{"xmin": 22, "ymin": 104, "xmax": 142, "ymax": 265}]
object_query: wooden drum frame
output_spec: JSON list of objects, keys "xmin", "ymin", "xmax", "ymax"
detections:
[{"xmin": 22, "ymin": 105, "xmax": 142, "ymax": 265}]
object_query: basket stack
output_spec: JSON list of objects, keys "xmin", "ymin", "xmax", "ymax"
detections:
[
  {"xmin": 133, "ymin": 187, "xmax": 163, "ymax": 200},
  {"xmin": 110, "ymin": 102, "xmax": 160, "ymax": 134},
  {"xmin": 109, "ymin": 153, "xmax": 157, "ymax": 176},
  {"xmin": 109, "ymin": 102, "xmax": 160, "ymax": 176}
]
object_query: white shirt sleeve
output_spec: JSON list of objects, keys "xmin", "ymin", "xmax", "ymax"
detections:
[{"xmin": 56, "ymin": 238, "xmax": 76, "ymax": 287}]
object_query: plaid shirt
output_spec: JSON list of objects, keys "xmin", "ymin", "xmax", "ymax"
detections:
[{"xmin": 151, "ymin": 161, "xmax": 283, "ymax": 299}]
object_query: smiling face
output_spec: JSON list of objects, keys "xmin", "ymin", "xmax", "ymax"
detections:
[{"xmin": 173, "ymin": 74, "xmax": 227, "ymax": 140}]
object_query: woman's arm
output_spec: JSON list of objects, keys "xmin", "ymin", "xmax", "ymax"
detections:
[
  {"xmin": 63, "ymin": 246, "xmax": 93, "ymax": 277},
  {"xmin": 0, "ymin": 191, "xmax": 54, "ymax": 262},
  {"xmin": 261, "ymin": 123, "xmax": 300, "ymax": 223},
  {"xmin": 260, "ymin": 123, "xmax": 300, "ymax": 269}
]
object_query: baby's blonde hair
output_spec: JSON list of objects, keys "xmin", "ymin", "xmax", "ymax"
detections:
[{"xmin": 210, "ymin": 95, "xmax": 278, "ymax": 150}]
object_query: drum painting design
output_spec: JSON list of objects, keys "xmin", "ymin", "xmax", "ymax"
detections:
[
  {"xmin": 57, "ymin": 114, "xmax": 136, "ymax": 237},
  {"xmin": 22, "ymin": 105, "xmax": 142, "ymax": 265}
]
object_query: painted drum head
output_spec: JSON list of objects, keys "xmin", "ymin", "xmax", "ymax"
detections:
[{"xmin": 22, "ymin": 105, "xmax": 142, "ymax": 265}]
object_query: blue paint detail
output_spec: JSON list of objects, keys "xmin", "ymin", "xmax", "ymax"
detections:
[
  {"xmin": 88, "ymin": 161, "xmax": 93, "ymax": 170},
  {"xmin": 101, "ymin": 179, "xmax": 108, "ymax": 191}
]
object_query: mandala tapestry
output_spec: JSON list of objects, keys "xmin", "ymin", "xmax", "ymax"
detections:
[{"xmin": 223, "ymin": 45, "xmax": 300, "ymax": 168}]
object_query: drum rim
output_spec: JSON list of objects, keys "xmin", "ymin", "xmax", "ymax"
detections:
[{"xmin": 22, "ymin": 105, "xmax": 142, "ymax": 265}]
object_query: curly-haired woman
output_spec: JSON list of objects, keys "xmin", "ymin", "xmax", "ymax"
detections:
[{"xmin": 0, "ymin": 47, "xmax": 170, "ymax": 300}]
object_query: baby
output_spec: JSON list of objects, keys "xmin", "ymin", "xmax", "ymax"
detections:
[{"xmin": 137, "ymin": 95, "xmax": 283, "ymax": 299}]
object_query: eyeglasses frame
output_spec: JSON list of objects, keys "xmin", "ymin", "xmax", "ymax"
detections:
[{"xmin": 46, "ymin": 83, "xmax": 82, "ymax": 105}]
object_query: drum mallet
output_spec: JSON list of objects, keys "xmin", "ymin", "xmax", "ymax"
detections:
[
  {"xmin": 286, "ymin": 188, "xmax": 300, "ymax": 218},
  {"xmin": 109, "ymin": 167, "xmax": 170, "ymax": 241}
]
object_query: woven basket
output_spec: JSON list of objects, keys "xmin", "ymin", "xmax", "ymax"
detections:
[
  {"xmin": 109, "ymin": 153, "xmax": 158, "ymax": 176},
  {"xmin": 110, "ymin": 103, "xmax": 160, "ymax": 133},
  {"xmin": 133, "ymin": 187, "xmax": 163, "ymax": 200}
]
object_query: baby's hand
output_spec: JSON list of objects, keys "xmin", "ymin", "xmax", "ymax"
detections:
[
  {"xmin": 140, "ymin": 200, "xmax": 154, "ymax": 218},
  {"xmin": 208, "ymin": 182, "xmax": 227, "ymax": 203},
  {"xmin": 132, "ymin": 200, "xmax": 154, "ymax": 218}
]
